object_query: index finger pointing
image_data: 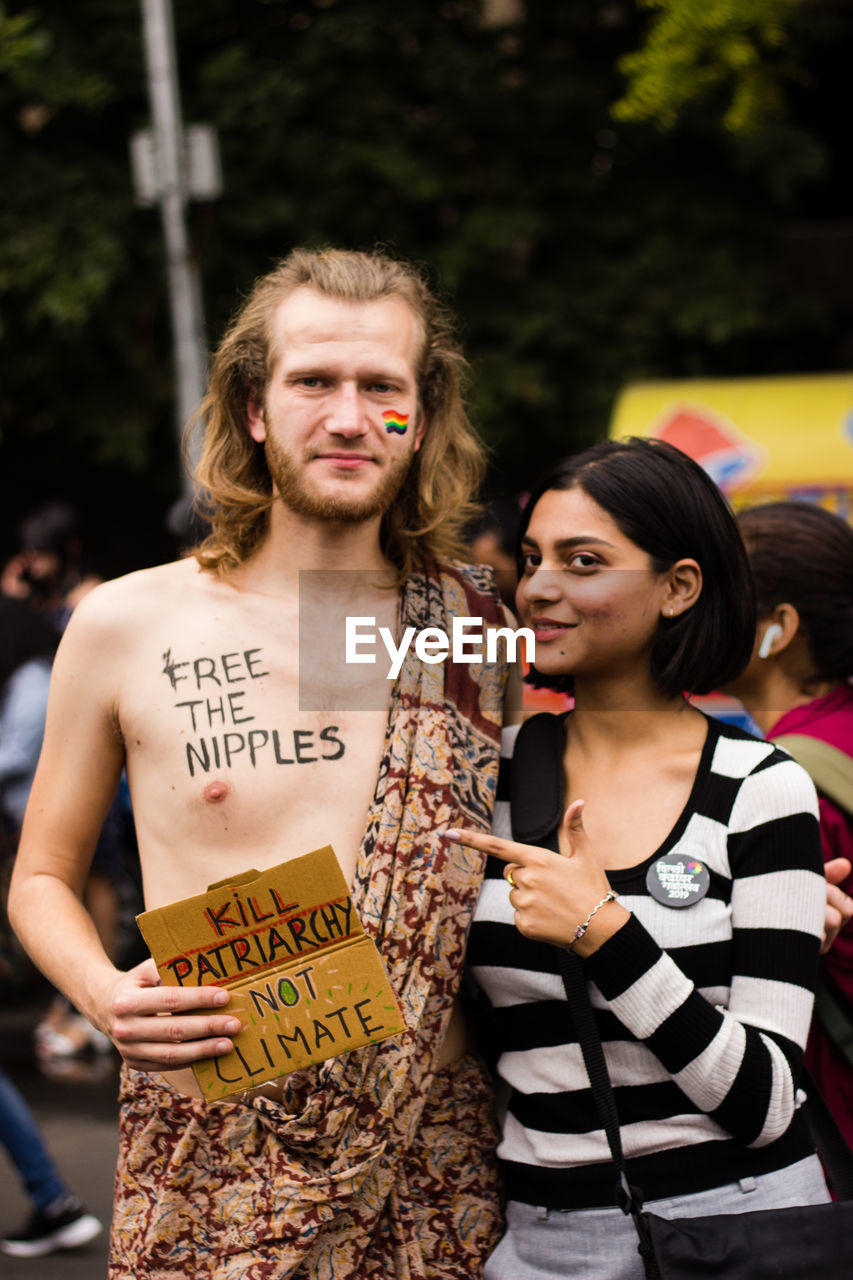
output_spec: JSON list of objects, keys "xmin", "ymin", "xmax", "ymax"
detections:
[{"xmin": 445, "ymin": 828, "xmax": 545, "ymax": 866}]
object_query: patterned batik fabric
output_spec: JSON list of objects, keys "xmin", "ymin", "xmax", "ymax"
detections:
[
  {"xmin": 111, "ymin": 1052, "xmax": 502, "ymax": 1280},
  {"xmin": 110, "ymin": 560, "xmax": 508, "ymax": 1280}
]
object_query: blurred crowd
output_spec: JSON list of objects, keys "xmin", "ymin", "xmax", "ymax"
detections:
[{"xmin": 0, "ymin": 502, "xmax": 145, "ymax": 1258}]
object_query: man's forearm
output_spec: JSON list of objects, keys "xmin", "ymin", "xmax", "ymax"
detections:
[
  {"xmin": 10, "ymin": 864, "xmax": 243, "ymax": 1073},
  {"xmin": 9, "ymin": 869, "xmax": 119, "ymax": 1030}
]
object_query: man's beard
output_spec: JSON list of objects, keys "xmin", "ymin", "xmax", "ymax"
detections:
[{"xmin": 264, "ymin": 434, "xmax": 414, "ymax": 523}]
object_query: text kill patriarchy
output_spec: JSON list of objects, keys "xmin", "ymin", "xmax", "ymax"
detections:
[{"xmin": 163, "ymin": 884, "xmax": 357, "ymax": 986}]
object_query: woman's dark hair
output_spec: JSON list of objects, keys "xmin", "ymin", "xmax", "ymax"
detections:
[
  {"xmin": 738, "ymin": 500, "xmax": 853, "ymax": 682},
  {"xmin": 0, "ymin": 596, "xmax": 59, "ymax": 689},
  {"xmin": 518, "ymin": 437, "xmax": 756, "ymax": 698}
]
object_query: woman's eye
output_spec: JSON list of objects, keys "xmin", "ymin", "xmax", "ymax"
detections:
[
  {"xmin": 568, "ymin": 553, "xmax": 599, "ymax": 570},
  {"xmin": 519, "ymin": 553, "xmax": 541, "ymax": 574}
]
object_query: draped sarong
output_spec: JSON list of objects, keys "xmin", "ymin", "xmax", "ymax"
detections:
[{"xmin": 110, "ymin": 560, "xmax": 508, "ymax": 1279}]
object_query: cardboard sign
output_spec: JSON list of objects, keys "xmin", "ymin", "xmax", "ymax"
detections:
[{"xmin": 137, "ymin": 845, "xmax": 407, "ymax": 1100}]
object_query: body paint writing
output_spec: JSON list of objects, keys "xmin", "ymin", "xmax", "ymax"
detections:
[{"xmin": 160, "ymin": 647, "xmax": 346, "ymax": 776}]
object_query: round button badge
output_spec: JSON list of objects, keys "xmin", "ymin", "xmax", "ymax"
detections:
[{"xmin": 646, "ymin": 853, "xmax": 710, "ymax": 908}]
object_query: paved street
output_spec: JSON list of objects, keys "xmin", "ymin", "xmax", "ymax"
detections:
[{"xmin": 2, "ymin": 1002, "xmax": 119, "ymax": 1280}]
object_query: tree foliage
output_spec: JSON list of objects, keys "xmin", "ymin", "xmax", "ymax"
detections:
[
  {"xmin": 613, "ymin": 0, "xmax": 799, "ymax": 134},
  {"xmin": 0, "ymin": 1, "xmax": 848, "ymax": 571}
]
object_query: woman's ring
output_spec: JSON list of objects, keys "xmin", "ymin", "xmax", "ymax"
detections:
[{"xmin": 506, "ymin": 868, "xmax": 517, "ymax": 889}]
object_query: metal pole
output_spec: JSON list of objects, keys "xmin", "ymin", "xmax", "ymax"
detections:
[{"xmin": 140, "ymin": 0, "xmax": 207, "ymax": 492}]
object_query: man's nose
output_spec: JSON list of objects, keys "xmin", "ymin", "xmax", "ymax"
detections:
[{"xmin": 325, "ymin": 384, "xmax": 367, "ymax": 437}]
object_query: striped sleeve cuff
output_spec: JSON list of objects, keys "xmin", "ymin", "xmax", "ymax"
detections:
[
  {"xmin": 584, "ymin": 911, "xmax": 664, "ymax": 998},
  {"xmin": 584, "ymin": 913, "xmax": 699, "ymax": 1042}
]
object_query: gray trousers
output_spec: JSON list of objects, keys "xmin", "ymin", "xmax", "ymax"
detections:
[{"xmin": 485, "ymin": 1155, "xmax": 831, "ymax": 1280}]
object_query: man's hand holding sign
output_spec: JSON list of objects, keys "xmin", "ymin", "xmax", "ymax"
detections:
[{"xmin": 104, "ymin": 957, "xmax": 238, "ymax": 1075}]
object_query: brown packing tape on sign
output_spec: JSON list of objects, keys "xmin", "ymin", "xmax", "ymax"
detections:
[{"xmin": 136, "ymin": 845, "xmax": 407, "ymax": 1100}]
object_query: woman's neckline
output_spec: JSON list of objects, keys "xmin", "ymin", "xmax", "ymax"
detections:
[{"xmin": 539, "ymin": 709, "xmax": 719, "ymax": 881}]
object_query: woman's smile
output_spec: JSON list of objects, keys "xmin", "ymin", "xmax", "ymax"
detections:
[{"xmin": 530, "ymin": 615, "xmax": 577, "ymax": 642}]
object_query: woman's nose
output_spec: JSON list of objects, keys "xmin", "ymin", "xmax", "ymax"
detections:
[{"xmin": 518, "ymin": 566, "xmax": 564, "ymax": 606}]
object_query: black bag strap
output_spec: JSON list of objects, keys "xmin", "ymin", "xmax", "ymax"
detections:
[
  {"xmin": 509, "ymin": 716, "xmax": 660, "ymax": 1274},
  {"xmin": 510, "ymin": 712, "xmax": 649, "ymax": 1204},
  {"xmin": 509, "ymin": 712, "xmax": 567, "ymax": 845},
  {"xmin": 557, "ymin": 949, "xmax": 631, "ymax": 1198},
  {"xmin": 555, "ymin": 952, "xmax": 627, "ymax": 1177},
  {"xmin": 557, "ymin": 949, "xmax": 660, "ymax": 1278}
]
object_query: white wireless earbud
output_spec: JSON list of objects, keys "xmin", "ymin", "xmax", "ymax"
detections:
[{"xmin": 758, "ymin": 622, "xmax": 783, "ymax": 659}]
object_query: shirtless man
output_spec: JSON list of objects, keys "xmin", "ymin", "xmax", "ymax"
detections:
[{"xmin": 9, "ymin": 248, "xmax": 518, "ymax": 1278}]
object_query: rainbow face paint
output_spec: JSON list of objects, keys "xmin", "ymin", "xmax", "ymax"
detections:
[{"xmin": 383, "ymin": 411, "xmax": 409, "ymax": 435}]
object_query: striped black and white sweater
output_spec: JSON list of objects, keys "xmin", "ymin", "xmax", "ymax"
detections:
[{"xmin": 467, "ymin": 712, "xmax": 827, "ymax": 1209}]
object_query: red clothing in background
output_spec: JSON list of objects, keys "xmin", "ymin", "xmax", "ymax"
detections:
[{"xmin": 770, "ymin": 686, "xmax": 853, "ymax": 1150}]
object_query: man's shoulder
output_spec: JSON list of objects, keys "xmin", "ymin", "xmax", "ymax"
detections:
[{"xmin": 66, "ymin": 558, "xmax": 216, "ymax": 636}]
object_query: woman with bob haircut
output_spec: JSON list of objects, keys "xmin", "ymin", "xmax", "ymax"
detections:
[
  {"xmin": 725, "ymin": 500, "xmax": 853, "ymax": 1153},
  {"xmin": 452, "ymin": 439, "xmax": 831, "ymax": 1279}
]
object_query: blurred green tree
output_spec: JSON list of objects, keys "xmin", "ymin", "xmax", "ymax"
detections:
[
  {"xmin": 0, "ymin": 0, "xmax": 848, "ymax": 570},
  {"xmin": 613, "ymin": 0, "xmax": 798, "ymax": 134}
]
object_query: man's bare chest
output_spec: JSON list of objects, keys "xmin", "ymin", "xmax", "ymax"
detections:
[{"xmin": 118, "ymin": 618, "xmax": 391, "ymax": 894}]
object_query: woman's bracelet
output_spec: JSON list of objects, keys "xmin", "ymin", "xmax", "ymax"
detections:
[{"xmin": 569, "ymin": 890, "xmax": 619, "ymax": 950}]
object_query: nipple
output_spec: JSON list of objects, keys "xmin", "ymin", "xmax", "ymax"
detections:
[{"xmin": 203, "ymin": 780, "xmax": 230, "ymax": 804}]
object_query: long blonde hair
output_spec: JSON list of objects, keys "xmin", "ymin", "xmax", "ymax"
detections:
[{"xmin": 192, "ymin": 247, "xmax": 486, "ymax": 578}]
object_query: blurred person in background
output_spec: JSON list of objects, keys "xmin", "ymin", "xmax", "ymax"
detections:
[
  {"xmin": 1, "ymin": 596, "xmax": 59, "ymax": 998},
  {"xmin": 1, "ymin": 516, "xmax": 131, "ymax": 1063},
  {"xmin": 0, "ymin": 595, "xmax": 102, "ymax": 1258},
  {"xmin": 1, "ymin": 502, "xmax": 100, "ymax": 629},
  {"xmin": 0, "ymin": 1064, "xmax": 103, "ymax": 1258},
  {"xmin": 725, "ymin": 500, "xmax": 853, "ymax": 1152},
  {"xmin": 0, "ymin": 596, "xmax": 58, "ymax": 833}
]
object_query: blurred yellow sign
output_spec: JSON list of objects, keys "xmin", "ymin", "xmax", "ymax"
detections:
[{"xmin": 610, "ymin": 374, "xmax": 853, "ymax": 516}]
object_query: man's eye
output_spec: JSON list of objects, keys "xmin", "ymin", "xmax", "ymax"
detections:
[
  {"xmin": 370, "ymin": 382, "xmax": 393, "ymax": 394},
  {"xmin": 298, "ymin": 376, "xmax": 323, "ymax": 388}
]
